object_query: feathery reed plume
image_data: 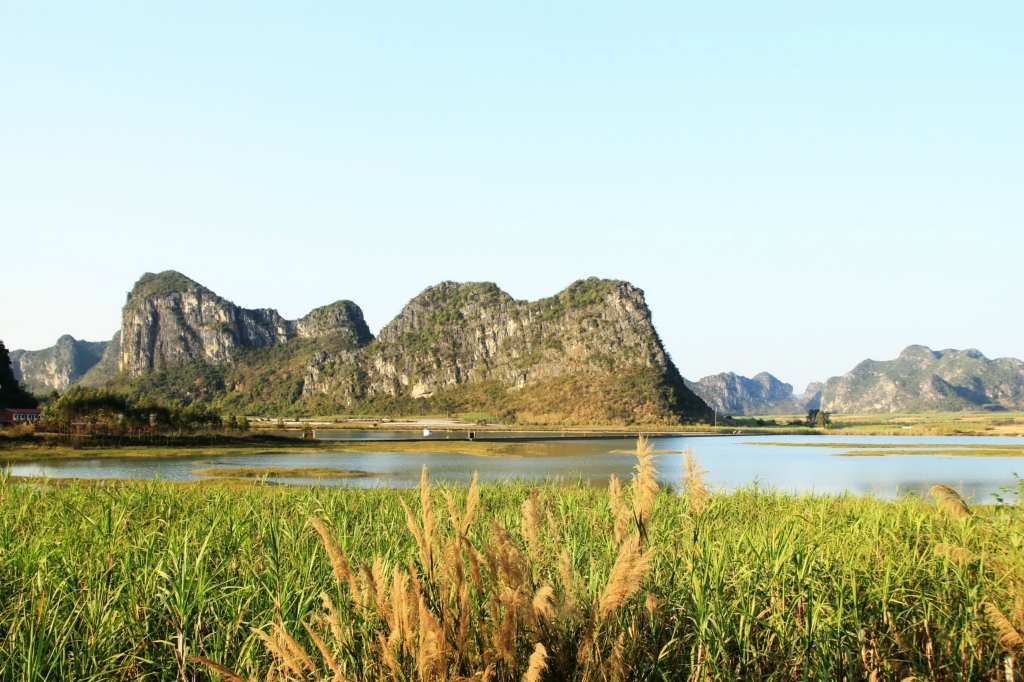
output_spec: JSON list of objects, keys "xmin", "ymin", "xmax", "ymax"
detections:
[
  {"xmin": 521, "ymin": 490, "xmax": 544, "ymax": 558},
  {"xmin": 933, "ymin": 543, "xmax": 978, "ymax": 563},
  {"xmin": 189, "ymin": 656, "xmax": 247, "ymax": 682},
  {"xmin": 205, "ymin": 460, "xmax": 666, "ymax": 680},
  {"xmin": 303, "ymin": 620, "xmax": 341, "ymax": 678},
  {"xmin": 420, "ymin": 466, "xmax": 438, "ymax": 567},
  {"xmin": 253, "ymin": 624, "xmax": 309, "ymax": 677},
  {"xmin": 389, "ymin": 565, "xmax": 417, "ymax": 655},
  {"xmin": 521, "ymin": 643, "xmax": 548, "ymax": 682},
  {"xmin": 456, "ymin": 578, "xmax": 472, "ymax": 668},
  {"xmin": 271, "ymin": 620, "xmax": 318, "ymax": 675},
  {"xmin": 403, "ymin": 498, "xmax": 428, "ymax": 564},
  {"xmin": 532, "ymin": 584, "xmax": 555, "ymax": 621},
  {"xmin": 632, "ymin": 435, "xmax": 659, "ymax": 534},
  {"xmin": 608, "ymin": 474, "xmax": 630, "ymax": 545},
  {"xmin": 310, "ymin": 516, "xmax": 359, "ymax": 598},
  {"xmin": 445, "ymin": 473, "xmax": 480, "ymax": 542},
  {"xmin": 319, "ymin": 592, "xmax": 345, "ymax": 649},
  {"xmin": 378, "ymin": 630, "xmax": 402, "ymax": 675},
  {"xmin": 463, "ymin": 471, "xmax": 480, "ymax": 536},
  {"xmin": 446, "ymin": 491, "xmax": 462, "ymax": 537},
  {"xmin": 985, "ymin": 602, "xmax": 1024, "ymax": 650},
  {"xmin": 929, "ymin": 484, "xmax": 972, "ymax": 519},
  {"xmin": 402, "ymin": 467, "xmax": 438, "ymax": 578},
  {"xmin": 599, "ymin": 537, "xmax": 653, "ymax": 618},
  {"xmin": 645, "ymin": 591, "xmax": 659, "ymax": 618},
  {"xmin": 605, "ymin": 632, "xmax": 626, "ymax": 682},
  {"xmin": 681, "ymin": 447, "xmax": 709, "ymax": 514},
  {"xmin": 371, "ymin": 556, "xmax": 393, "ymax": 626},
  {"xmin": 489, "ymin": 520, "xmax": 527, "ymax": 590},
  {"xmin": 418, "ymin": 594, "xmax": 445, "ymax": 680}
]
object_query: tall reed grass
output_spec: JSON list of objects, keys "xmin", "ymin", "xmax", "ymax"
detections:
[{"xmin": 0, "ymin": 440, "xmax": 1022, "ymax": 680}]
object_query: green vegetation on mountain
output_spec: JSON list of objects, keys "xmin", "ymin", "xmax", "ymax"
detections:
[
  {"xmin": 0, "ymin": 340, "xmax": 37, "ymax": 408},
  {"xmin": 9, "ymin": 335, "xmax": 109, "ymax": 394},
  {"xmin": 329, "ymin": 366, "xmax": 701, "ymax": 426},
  {"xmin": 76, "ymin": 331, "xmax": 121, "ymax": 388},
  {"xmin": 107, "ymin": 332, "xmax": 364, "ymax": 413},
  {"xmin": 128, "ymin": 270, "xmax": 217, "ymax": 301},
  {"xmin": 820, "ymin": 345, "xmax": 1024, "ymax": 413},
  {"xmin": 94, "ymin": 272, "xmax": 712, "ymax": 425}
]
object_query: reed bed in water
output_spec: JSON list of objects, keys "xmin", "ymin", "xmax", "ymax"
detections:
[{"xmin": 1, "ymin": 438, "xmax": 1023, "ymax": 680}]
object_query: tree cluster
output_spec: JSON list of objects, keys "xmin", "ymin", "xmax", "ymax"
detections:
[
  {"xmin": 42, "ymin": 386, "xmax": 226, "ymax": 435},
  {"xmin": 0, "ymin": 340, "xmax": 38, "ymax": 409},
  {"xmin": 807, "ymin": 408, "xmax": 832, "ymax": 428}
]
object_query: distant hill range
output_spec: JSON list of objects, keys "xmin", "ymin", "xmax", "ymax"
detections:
[
  {"xmin": 685, "ymin": 345, "xmax": 1024, "ymax": 416},
  {"xmin": 684, "ymin": 372, "xmax": 803, "ymax": 416},
  {"xmin": 15, "ymin": 273, "xmax": 1023, "ymax": 418},
  {"xmin": 817, "ymin": 345, "xmax": 1024, "ymax": 413},
  {"xmin": 11, "ymin": 271, "xmax": 711, "ymax": 425},
  {"xmin": 10, "ymin": 335, "xmax": 110, "ymax": 394}
]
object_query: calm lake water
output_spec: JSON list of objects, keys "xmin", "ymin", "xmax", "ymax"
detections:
[{"xmin": 7, "ymin": 434, "xmax": 1024, "ymax": 500}]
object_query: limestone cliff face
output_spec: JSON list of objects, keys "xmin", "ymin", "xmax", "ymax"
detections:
[
  {"xmin": 819, "ymin": 345, "xmax": 1024, "ymax": 413},
  {"xmin": 120, "ymin": 271, "xmax": 371, "ymax": 376},
  {"xmin": 10, "ymin": 335, "xmax": 109, "ymax": 393},
  {"xmin": 685, "ymin": 371, "xmax": 804, "ymax": 416},
  {"xmin": 302, "ymin": 278, "xmax": 711, "ymax": 423},
  {"xmin": 108, "ymin": 272, "xmax": 709, "ymax": 423},
  {"xmin": 800, "ymin": 382, "xmax": 825, "ymax": 411},
  {"xmin": 77, "ymin": 331, "xmax": 121, "ymax": 388}
]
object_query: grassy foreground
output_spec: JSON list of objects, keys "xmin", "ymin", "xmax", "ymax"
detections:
[{"xmin": 2, "ymin": 449, "xmax": 1024, "ymax": 681}]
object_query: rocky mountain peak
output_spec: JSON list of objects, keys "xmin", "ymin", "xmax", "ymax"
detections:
[
  {"xmin": 897, "ymin": 344, "xmax": 942, "ymax": 363},
  {"xmin": 294, "ymin": 301, "xmax": 373, "ymax": 343},
  {"xmin": 684, "ymin": 371, "xmax": 803, "ymax": 416},
  {"xmin": 129, "ymin": 270, "xmax": 217, "ymax": 301},
  {"xmin": 9, "ymin": 335, "xmax": 110, "ymax": 393},
  {"xmin": 119, "ymin": 272, "xmax": 371, "ymax": 377},
  {"xmin": 302, "ymin": 277, "xmax": 710, "ymax": 424},
  {"xmin": 378, "ymin": 281, "xmax": 517, "ymax": 343},
  {"xmin": 800, "ymin": 381, "xmax": 825, "ymax": 411},
  {"xmin": 819, "ymin": 344, "xmax": 1024, "ymax": 413},
  {"xmin": 41, "ymin": 272, "xmax": 711, "ymax": 425}
]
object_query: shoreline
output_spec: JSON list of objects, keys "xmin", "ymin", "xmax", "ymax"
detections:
[{"xmin": 3, "ymin": 429, "xmax": 1024, "ymax": 462}]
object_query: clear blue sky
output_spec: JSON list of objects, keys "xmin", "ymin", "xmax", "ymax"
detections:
[{"xmin": 2, "ymin": 2, "xmax": 1022, "ymax": 391}]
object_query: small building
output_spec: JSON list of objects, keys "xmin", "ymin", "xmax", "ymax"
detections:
[{"xmin": 0, "ymin": 408, "xmax": 42, "ymax": 425}]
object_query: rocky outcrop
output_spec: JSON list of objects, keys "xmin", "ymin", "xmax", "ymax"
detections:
[
  {"xmin": 685, "ymin": 371, "xmax": 804, "ymax": 416},
  {"xmin": 101, "ymin": 272, "xmax": 710, "ymax": 424},
  {"xmin": 9, "ymin": 335, "xmax": 109, "ymax": 393},
  {"xmin": 800, "ymin": 382, "xmax": 824, "ymax": 411},
  {"xmin": 120, "ymin": 271, "xmax": 371, "ymax": 376},
  {"xmin": 819, "ymin": 345, "xmax": 1024, "ymax": 413},
  {"xmin": 301, "ymin": 279, "xmax": 711, "ymax": 424},
  {"xmin": 77, "ymin": 331, "xmax": 121, "ymax": 388}
]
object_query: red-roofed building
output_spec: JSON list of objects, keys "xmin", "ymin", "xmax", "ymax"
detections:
[{"xmin": 0, "ymin": 408, "xmax": 42, "ymax": 424}]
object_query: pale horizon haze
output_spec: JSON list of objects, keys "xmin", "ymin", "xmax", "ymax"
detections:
[{"xmin": 2, "ymin": 2, "xmax": 1022, "ymax": 391}]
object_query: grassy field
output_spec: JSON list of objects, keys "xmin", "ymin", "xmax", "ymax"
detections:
[
  {"xmin": 1, "ymin": 441, "xmax": 1023, "ymax": 680},
  {"xmin": 283, "ymin": 410, "xmax": 1024, "ymax": 437},
  {"xmin": 748, "ymin": 412, "xmax": 1024, "ymax": 437}
]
